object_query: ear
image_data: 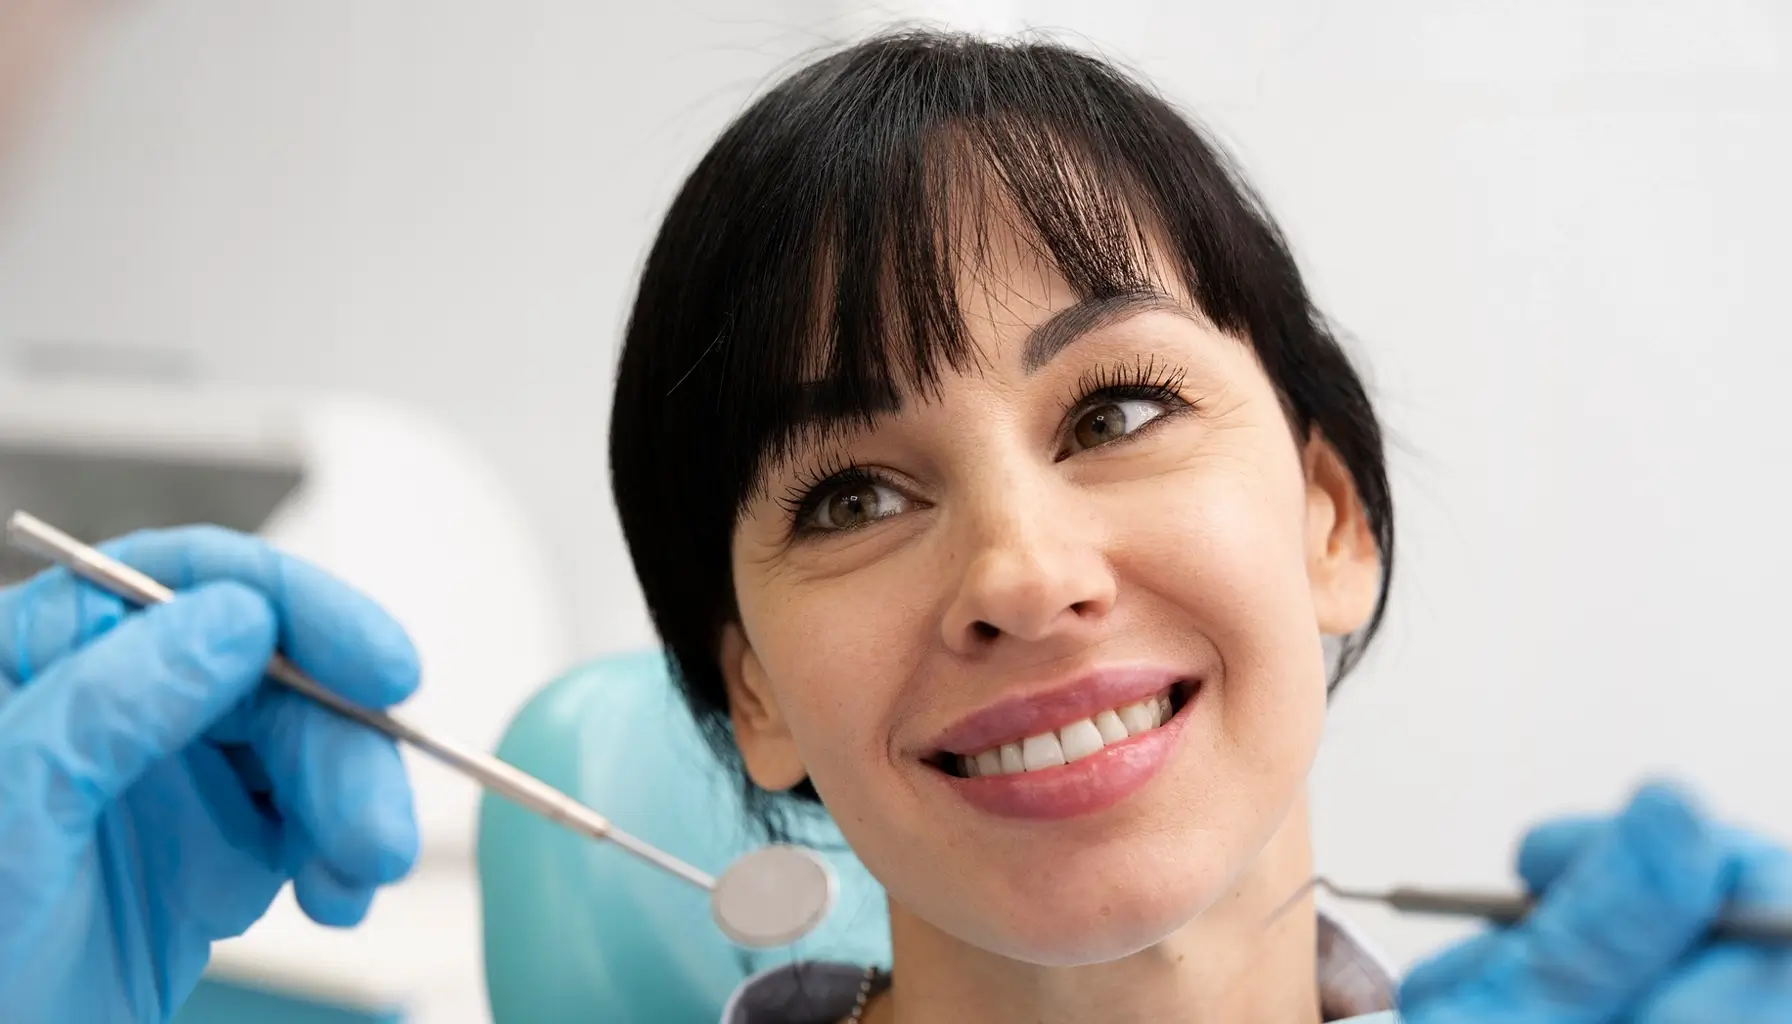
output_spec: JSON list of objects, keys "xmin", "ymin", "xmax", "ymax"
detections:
[
  {"xmin": 718, "ymin": 623, "xmax": 810, "ymax": 792},
  {"xmin": 1301, "ymin": 430, "xmax": 1381, "ymax": 635}
]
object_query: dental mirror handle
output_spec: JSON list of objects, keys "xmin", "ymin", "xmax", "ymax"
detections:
[
  {"xmin": 1376, "ymin": 886, "xmax": 1535, "ymax": 924},
  {"xmin": 4, "ymin": 510, "xmax": 718, "ymax": 894},
  {"xmin": 1335, "ymin": 884, "xmax": 1792, "ymax": 945}
]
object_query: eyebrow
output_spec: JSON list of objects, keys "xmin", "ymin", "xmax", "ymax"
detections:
[
  {"xmin": 784, "ymin": 289, "xmax": 1195, "ymax": 452},
  {"xmin": 1021, "ymin": 289, "xmax": 1195, "ymax": 372}
]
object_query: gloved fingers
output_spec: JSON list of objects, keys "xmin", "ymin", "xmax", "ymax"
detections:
[
  {"xmin": 1477, "ymin": 782, "xmax": 1729, "ymax": 1016},
  {"xmin": 215, "ymin": 737, "xmax": 280, "ymax": 817},
  {"xmin": 1521, "ymin": 818, "xmax": 1791, "ymax": 905},
  {"xmin": 136, "ymin": 746, "xmax": 290, "ymax": 943},
  {"xmin": 1629, "ymin": 944, "xmax": 1792, "ymax": 1024},
  {"xmin": 7, "ymin": 525, "xmax": 420, "ymax": 708},
  {"xmin": 248, "ymin": 687, "xmax": 418, "ymax": 888},
  {"xmin": 1516, "ymin": 816, "xmax": 1607, "ymax": 893},
  {"xmin": 1720, "ymin": 833, "xmax": 1792, "ymax": 911},
  {"xmin": 178, "ymin": 740, "xmax": 285, "ymax": 872},
  {"xmin": 1400, "ymin": 783, "xmax": 1728, "ymax": 1021},
  {"xmin": 1, "ymin": 526, "xmax": 419, "ymax": 711},
  {"xmin": 0, "ymin": 530, "xmax": 250, "ymax": 684},
  {"xmin": 0, "ymin": 582, "xmax": 277, "ymax": 834},
  {"xmin": 117, "ymin": 526, "xmax": 421, "ymax": 709},
  {"xmin": 1599, "ymin": 824, "xmax": 1792, "ymax": 1022},
  {"xmin": 292, "ymin": 855, "xmax": 379, "ymax": 928},
  {"xmin": 0, "ymin": 562, "xmax": 132, "ymax": 685},
  {"xmin": 1397, "ymin": 930, "xmax": 1503, "ymax": 1010},
  {"xmin": 121, "ymin": 523, "xmax": 419, "ymax": 710}
]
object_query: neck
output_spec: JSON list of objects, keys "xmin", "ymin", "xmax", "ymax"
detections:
[{"xmin": 867, "ymin": 795, "xmax": 1322, "ymax": 1024}]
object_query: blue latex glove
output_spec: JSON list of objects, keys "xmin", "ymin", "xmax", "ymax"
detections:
[
  {"xmin": 0, "ymin": 526, "xmax": 421, "ymax": 1022},
  {"xmin": 1399, "ymin": 782, "xmax": 1792, "ymax": 1023}
]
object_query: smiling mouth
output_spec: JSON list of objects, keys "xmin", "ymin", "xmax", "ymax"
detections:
[{"xmin": 928, "ymin": 680, "xmax": 1197, "ymax": 779}]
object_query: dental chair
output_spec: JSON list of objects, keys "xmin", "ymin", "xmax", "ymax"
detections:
[{"xmin": 477, "ymin": 650, "xmax": 893, "ymax": 1023}]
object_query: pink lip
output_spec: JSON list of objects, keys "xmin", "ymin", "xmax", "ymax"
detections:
[
  {"xmin": 942, "ymin": 693, "xmax": 1195, "ymax": 820},
  {"xmin": 925, "ymin": 665, "xmax": 1187, "ymax": 756}
]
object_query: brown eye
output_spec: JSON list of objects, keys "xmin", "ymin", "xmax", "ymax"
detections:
[
  {"xmin": 1067, "ymin": 398, "xmax": 1167, "ymax": 454},
  {"xmin": 809, "ymin": 479, "xmax": 909, "ymax": 531}
]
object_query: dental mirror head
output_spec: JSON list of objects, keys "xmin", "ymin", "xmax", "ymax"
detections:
[{"xmin": 711, "ymin": 843, "xmax": 837, "ymax": 948}]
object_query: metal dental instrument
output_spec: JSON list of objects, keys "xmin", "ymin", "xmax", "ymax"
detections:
[
  {"xmin": 5, "ymin": 510, "xmax": 836, "ymax": 950},
  {"xmin": 1268, "ymin": 876, "xmax": 1792, "ymax": 946}
]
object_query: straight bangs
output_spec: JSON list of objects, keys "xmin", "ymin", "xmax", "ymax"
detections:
[
  {"xmin": 684, "ymin": 34, "xmax": 1288, "ymax": 515},
  {"xmin": 735, "ymin": 122, "xmax": 1176, "ymax": 501}
]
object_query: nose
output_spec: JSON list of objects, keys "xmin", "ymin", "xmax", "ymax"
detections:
[{"xmin": 940, "ymin": 491, "xmax": 1118, "ymax": 654}]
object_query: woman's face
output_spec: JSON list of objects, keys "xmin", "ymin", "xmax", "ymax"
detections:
[{"xmin": 722, "ymin": 220, "xmax": 1380, "ymax": 966}]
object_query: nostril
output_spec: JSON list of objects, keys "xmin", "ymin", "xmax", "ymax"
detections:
[{"xmin": 972, "ymin": 620, "xmax": 1000, "ymax": 641}]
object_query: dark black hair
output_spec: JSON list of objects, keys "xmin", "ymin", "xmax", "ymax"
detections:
[{"xmin": 610, "ymin": 30, "xmax": 1393, "ymax": 835}]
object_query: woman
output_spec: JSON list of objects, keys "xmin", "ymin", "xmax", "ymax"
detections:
[
  {"xmin": 606, "ymin": 30, "xmax": 1792, "ymax": 1023},
  {"xmin": 0, "ymin": 29, "xmax": 1786, "ymax": 1024}
]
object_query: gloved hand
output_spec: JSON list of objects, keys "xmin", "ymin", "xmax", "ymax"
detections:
[
  {"xmin": 0, "ymin": 526, "xmax": 421, "ymax": 1022},
  {"xmin": 1399, "ymin": 782, "xmax": 1792, "ymax": 1023}
]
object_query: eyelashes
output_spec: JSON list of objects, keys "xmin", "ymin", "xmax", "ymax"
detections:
[
  {"xmin": 777, "ymin": 448, "xmax": 868, "ymax": 524},
  {"xmin": 1059, "ymin": 354, "xmax": 1188, "ymax": 424},
  {"xmin": 776, "ymin": 357, "xmax": 1197, "ymax": 538}
]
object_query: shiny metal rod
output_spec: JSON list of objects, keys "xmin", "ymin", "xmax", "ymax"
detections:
[
  {"xmin": 6, "ymin": 510, "xmax": 717, "ymax": 893},
  {"xmin": 1322, "ymin": 880, "xmax": 1792, "ymax": 946}
]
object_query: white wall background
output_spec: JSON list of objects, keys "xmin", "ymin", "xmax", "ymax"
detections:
[
  {"xmin": 0, "ymin": 0, "xmax": 858, "ymax": 658},
  {"xmin": 1, "ymin": 0, "xmax": 1788, "ymax": 989}
]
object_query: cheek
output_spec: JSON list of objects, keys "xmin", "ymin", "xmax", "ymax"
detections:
[
  {"xmin": 735, "ymin": 562, "xmax": 935, "ymax": 782},
  {"xmin": 1106, "ymin": 443, "xmax": 1327, "ymax": 756},
  {"xmin": 1114, "ymin": 436, "xmax": 1315, "ymax": 621}
]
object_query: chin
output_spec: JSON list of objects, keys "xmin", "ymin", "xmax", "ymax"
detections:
[
  {"xmin": 983, "ymin": 921, "xmax": 1183, "ymax": 967},
  {"xmin": 930, "ymin": 848, "xmax": 1239, "ymax": 967},
  {"xmin": 982, "ymin": 889, "xmax": 1218, "ymax": 966}
]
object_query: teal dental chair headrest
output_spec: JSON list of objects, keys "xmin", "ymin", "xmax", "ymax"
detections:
[{"xmin": 477, "ymin": 651, "xmax": 892, "ymax": 1023}]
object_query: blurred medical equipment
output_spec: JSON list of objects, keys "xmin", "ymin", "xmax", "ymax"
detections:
[
  {"xmin": 8, "ymin": 510, "xmax": 840, "ymax": 951},
  {"xmin": 480, "ymin": 651, "xmax": 893, "ymax": 1022}
]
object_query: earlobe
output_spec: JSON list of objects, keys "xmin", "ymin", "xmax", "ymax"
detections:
[
  {"xmin": 1302, "ymin": 432, "xmax": 1381, "ymax": 636},
  {"xmin": 718, "ymin": 624, "xmax": 810, "ymax": 792}
]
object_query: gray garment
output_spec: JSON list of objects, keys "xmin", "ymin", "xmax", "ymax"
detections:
[{"xmin": 721, "ymin": 906, "xmax": 1397, "ymax": 1023}]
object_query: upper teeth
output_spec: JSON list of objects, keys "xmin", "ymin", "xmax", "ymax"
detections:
[{"xmin": 961, "ymin": 690, "xmax": 1173, "ymax": 778}]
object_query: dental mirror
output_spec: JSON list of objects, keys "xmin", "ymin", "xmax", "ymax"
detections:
[
  {"xmin": 5, "ymin": 509, "xmax": 838, "ymax": 950},
  {"xmin": 712, "ymin": 843, "xmax": 838, "ymax": 947}
]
